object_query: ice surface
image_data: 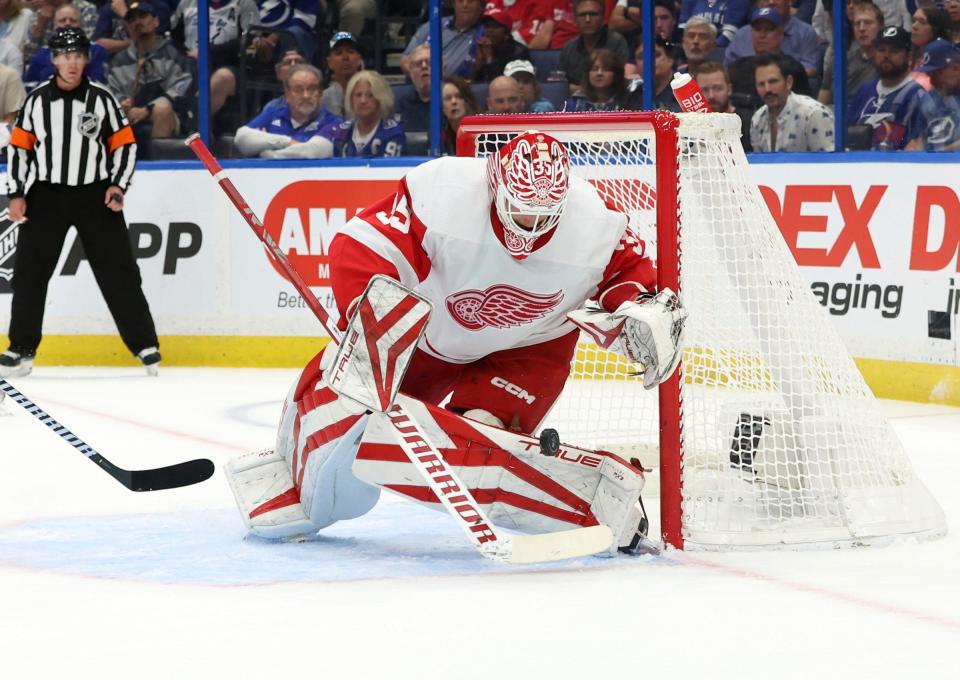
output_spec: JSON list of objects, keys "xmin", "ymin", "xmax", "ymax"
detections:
[{"xmin": 0, "ymin": 368, "xmax": 957, "ymax": 679}]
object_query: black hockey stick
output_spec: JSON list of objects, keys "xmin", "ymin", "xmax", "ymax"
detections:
[{"xmin": 0, "ymin": 378, "xmax": 215, "ymax": 491}]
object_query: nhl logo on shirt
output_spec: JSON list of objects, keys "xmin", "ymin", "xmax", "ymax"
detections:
[
  {"xmin": 77, "ymin": 111, "xmax": 100, "ymax": 139},
  {"xmin": 0, "ymin": 198, "xmax": 17, "ymax": 294}
]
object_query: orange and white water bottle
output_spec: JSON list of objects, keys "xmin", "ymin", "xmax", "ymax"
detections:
[{"xmin": 670, "ymin": 72, "xmax": 712, "ymax": 113}]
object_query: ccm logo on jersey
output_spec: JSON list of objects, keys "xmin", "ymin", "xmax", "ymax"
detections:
[{"xmin": 491, "ymin": 376, "xmax": 536, "ymax": 404}]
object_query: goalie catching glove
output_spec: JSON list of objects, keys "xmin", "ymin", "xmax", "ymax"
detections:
[{"xmin": 568, "ymin": 288, "xmax": 687, "ymax": 389}]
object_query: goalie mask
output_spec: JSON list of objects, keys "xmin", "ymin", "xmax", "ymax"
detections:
[{"xmin": 487, "ymin": 130, "xmax": 570, "ymax": 259}]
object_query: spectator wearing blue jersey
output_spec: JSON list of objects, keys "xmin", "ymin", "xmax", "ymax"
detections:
[
  {"xmin": 679, "ymin": 0, "xmax": 750, "ymax": 47},
  {"xmin": 326, "ymin": 70, "xmax": 405, "ymax": 158},
  {"xmin": 250, "ymin": 0, "xmax": 319, "ymax": 63},
  {"xmin": 849, "ymin": 26, "xmax": 926, "ymax": 149},
  {"xmin": 725, "ymin": 0, "xmax": 820, "ymax": 76},
  {"xmin": 907, "ymin": 39, "xmax": 960, "ymax": 151},
  {"xmin": 234, "ymin": 64, "xmax": 341, "ymax": 158}
]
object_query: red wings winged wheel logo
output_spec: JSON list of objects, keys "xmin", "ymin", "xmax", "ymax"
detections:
[{"xmin": 446, "ymin": 284, "xmax": 564, "ymax": 331}]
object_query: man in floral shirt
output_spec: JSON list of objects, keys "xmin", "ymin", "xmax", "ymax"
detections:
[{"xmin": 750, "ymin": 53, "xmax": 834, "ymax": 152}]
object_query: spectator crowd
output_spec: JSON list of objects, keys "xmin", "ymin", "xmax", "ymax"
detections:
[{"xmin": 0, "ymin": 0, "xmax": 957, "ymax": 157}]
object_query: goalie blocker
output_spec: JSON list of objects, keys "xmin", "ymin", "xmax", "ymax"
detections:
[{"xmin": 225, "ymin": 278, "xmax": 653, "ymax": 555}]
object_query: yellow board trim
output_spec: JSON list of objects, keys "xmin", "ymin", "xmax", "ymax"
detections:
[
  {"xmin": 4, "ymin": 335, "xmax": 331, "ymax": 369},
  {"xmin": 6, "ymin": 335, "xmax": 960, "ymax": 406}
]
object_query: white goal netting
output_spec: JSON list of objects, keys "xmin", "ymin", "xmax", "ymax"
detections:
[{"xmin": 460, "ymin": 112, "xmax": 946, "ymax": 550}]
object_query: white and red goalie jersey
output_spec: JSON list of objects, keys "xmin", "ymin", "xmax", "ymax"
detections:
[{"xmin": 329, "ymin": 156, "xmax": 657, "ymax": 363}]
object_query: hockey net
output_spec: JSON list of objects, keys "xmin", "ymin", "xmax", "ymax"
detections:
[{"xmin": 456, "ymin": 111, "xmax": 945, "ymax": 550}]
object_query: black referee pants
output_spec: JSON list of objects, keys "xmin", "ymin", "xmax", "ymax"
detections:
[{"xmin": 8, "ymin": 181, "xmax": 159, "ymax": 356}]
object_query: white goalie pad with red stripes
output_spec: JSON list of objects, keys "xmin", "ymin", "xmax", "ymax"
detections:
[
  {"xmin": 352, "ymin": 394, "xmax": 646, "ymax": 542},
  {"xmin": 328, "ymin": 274, "xmax": 432, "ymax": 413}
]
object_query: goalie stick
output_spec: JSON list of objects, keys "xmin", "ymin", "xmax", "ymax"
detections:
[
  {"xmin": 0, "ymin": 378, "xmax": 215, "ymax": 491},
  {"xmin": 186, "ymin": 134, "xmax": 614, "ymax": 563}
]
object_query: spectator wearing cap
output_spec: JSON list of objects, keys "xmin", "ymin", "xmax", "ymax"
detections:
[
  {"xmin": 26, "ymin": 0, "xmax": 98, "ymax": 64},
  {"xmin": 486, "ymin": 74, "xmax": 524, "ymax": 113},
  {"xmin": 750, "ymin": 53, "xmax": 834, "ymax": 152},
  {"xmin": 170, "ymin": 0, "xmax": 259, "ymax": 119},
  {"xmin": 725, "ymin": 0, "xmax": 820, "ymax": 77},
  {"xmin": 323, "ymin": 31, "xmax": 364, "ymax": 118},
  {"xmin": 678, "ymin": 0, "xmax": 750, "ymax": 48},
  {"xmin": 693, "ymin": 61, "xmax": 753, "ymax": 150},
  {"xmin": 235, "ymin": 63, "xmax": 341, "ymax": 158},
  {"xmin": 472, "ymin": 8, "xmax": 530, "ymax": 83},
  {"xmin": 441, "ymin": 75, "xmax": 479, "ymax": 154},
  {"xmin": 819, "ymin": 0, "xmax": 882, "ymax": 106},
  {"xmin": 106, "ymin": 1, "xmax": 192, "ymax": 156},
  {"xmin": 679, "ymin": 16, "xmax": 725, "ymax": 73},
  {"xmin": 250, "ymin": 0, "xmax": 320, "ymax": 63},
  {"xmin": 727, "ymin": 7, "xmax": 812, "ymax": 108},
  {"xmin": 24, "ymin": 3, "xmax": 109, "ymax": 90},
  {"xmin": 907, "ymin": 39, "xmax": 960, "ymax": 151},
  {"xmin": 93, "ymin": 0, "xmax": 173, "ymax": 58},
  {"xmin": 396, "ymin": 43, "xmax": 430, "ymax": 132},
  {"xmin": 400, "ymin": 0, "xmax": 485, "ymax": 78},
  {"xmin": 559, "ymin": 0, "xmax": 630, "ymax": 95},
  {"xmin": 324, "ymin": 70, "xmax": 405, "ymax": 158},
  {"xmin": 504, "ymin": 59, "xmax": 556, "ymax": 112},
  {"xmin": 848, "ymin": 26, "xmax": 926, "ymax": 150}
]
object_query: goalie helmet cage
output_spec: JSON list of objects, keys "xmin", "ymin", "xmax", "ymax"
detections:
[{"xmin": 456, "ymin": 111, "xmax": 946, "ymax": 551}]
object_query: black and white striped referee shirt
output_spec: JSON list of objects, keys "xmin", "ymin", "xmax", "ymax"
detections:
[{"xmin": 6, "ymin": 77, "xmax": 136, "ymax": 198}]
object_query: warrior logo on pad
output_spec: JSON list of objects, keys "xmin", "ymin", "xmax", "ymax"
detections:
[{"xmin": 446, "ymin": 284, "xmax": 564, "ymax": 330}]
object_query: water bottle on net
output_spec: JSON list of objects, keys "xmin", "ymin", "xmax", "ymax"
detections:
[{"xmin": 670, "ymin": 72, "xmax": 712, "ymax": 113}]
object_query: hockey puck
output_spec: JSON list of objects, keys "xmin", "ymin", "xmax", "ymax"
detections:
[{"xmin": 539, "ymin": 428, "xmax": 561, "ymax": 456}]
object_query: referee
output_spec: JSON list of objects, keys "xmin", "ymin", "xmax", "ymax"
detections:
[{"xmin": 0, "ymin": 27, "xmax": 161, "ymax": 378}]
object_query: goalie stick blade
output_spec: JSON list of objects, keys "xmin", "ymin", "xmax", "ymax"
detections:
[
  {"xmin": 503, "ymin": 525, "xmax": 614, "ymax": 564},
  {"xmin": 98, "ymin": 457, "xmax": 216, "ymax": 492}
]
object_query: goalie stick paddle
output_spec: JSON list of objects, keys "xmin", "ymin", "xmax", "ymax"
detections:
[
  {"xmin": 0, "ymin": 378, "xmax": 215, "ymax": 492},
  {"xmin": 186, "ymin": 135, "xmax": 615, "ymax": 563}
]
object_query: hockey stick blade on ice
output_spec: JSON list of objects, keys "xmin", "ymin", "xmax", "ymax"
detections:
[
  {"xmin": 187, "ymin": 134, "xmax": 614, "ymax": 563},
  {"xmin": 0, "ymin": 378, "xmax": 215, "ymax": 491}
]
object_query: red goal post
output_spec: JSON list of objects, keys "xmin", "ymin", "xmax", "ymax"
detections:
[{"xmin": 456, "ymin": 111, "xmax": 946, "ymax": 551}]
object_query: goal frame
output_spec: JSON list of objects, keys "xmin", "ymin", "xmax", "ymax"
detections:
[{"xmin": 456, "ymin": 111, "xmax": 686, "ymax": 548}]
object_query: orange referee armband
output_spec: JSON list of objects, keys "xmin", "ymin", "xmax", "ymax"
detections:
[{"xmin": 107, "ymin": 125, "xmax": 135, "ymax": 152}]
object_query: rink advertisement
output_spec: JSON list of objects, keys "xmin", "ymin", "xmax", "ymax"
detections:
[
  {"xmin": 751, "ymin": 165, "xmax": 959, "ymax": 369},
  {"xmin": 0, "ymin": 162, "xmax": 957, "ymax": 401}
]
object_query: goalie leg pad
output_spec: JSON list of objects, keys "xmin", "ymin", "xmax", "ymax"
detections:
[
  {"xmin": 353, "ymin": 394, "xmax": 645, "ymax": 549},
  {"xmin": 301, "ymin": 413, "xmax": 381, "ymax": 528},
  {"xmin": 228, "ymin": 346, "xmax": 381, "ymax": 538},
  {"xmin": 224, "ymin": 449, "xmax": 318, "ymax": 539}
]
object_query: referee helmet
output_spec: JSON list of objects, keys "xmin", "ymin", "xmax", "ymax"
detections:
[{"xmin": 50, "ymin": 27, "xmax": 90, "ymax": 58}]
